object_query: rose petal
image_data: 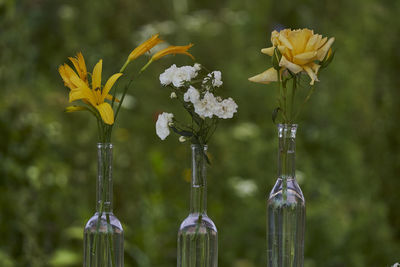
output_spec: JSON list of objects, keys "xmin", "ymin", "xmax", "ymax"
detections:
[
  {"xmin": 261, "ymin": 47, "xmax": 274, "ymax": 56},
  {"xmin": 279, "ymin": 56, "xmax": 303, "ymax": 74},
  {"xmin": 317, "ymin": 37, "xmax": 335, "ymax": 61},
  {"xmin": 248, "ymin": 67, "xmax": 278, "ymax": 84},
  {"xmin": 293, "ymin": 51, "xmax": 317, "ymax": 65},
  {"xmin": 303, "ymin": 65, "xmax": 319, "ymax": 85}
]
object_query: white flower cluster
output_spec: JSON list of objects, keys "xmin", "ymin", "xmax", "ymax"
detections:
[
  {"xmin": 156, "ymin": 64, "xmax": 238, "ymax": 141},
  {"xmin": 159, "ymin": 64, "xmax": 200, "ymax": 87},
  {"xmin": 203, "ymin": 71, "xmax": 223, "ymax": 87},
  {"xmin": 183, "ymin": 86, "xmax": 238, "ymax": 119},
  {"xmin": 156, "ymin": 112, "xmax": 174, "ymax": 140}
]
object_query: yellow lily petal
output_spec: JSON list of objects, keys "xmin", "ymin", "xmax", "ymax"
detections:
[
  {"xmin": 128, "ymin": 34, "xmax": 163, "ymax": 61},
  {"xmin": 261, "ymin": 47, "xmax": 274, "ymax": 56},
  {"xmin": 58, "ymin": 65, "xmax": 75, "ymax": 89},
  {"xmin": 69, "ymin": 85, "xmax": 96, "ymax": 105},
  {"xmin": 317, "ymin": 37, "xmax": 335, "ymax": 61},
  {"xmin": 101, "ymin": 73, "xmax": 123, "ymax": 101},
  {"xmin": 65, "ymin": 106, "xmax": 87, "ymax": 112},
  {"xmin": 96, "ymin": 103, "xmax": 114, "ymax": 125},
  {"xmin": 92, "ymin": 59, "xmax": 102, "ymax": 91},
  {"xmin": 293, "ymin": 51, "xmax": 317, "ymax": 65},
  {"xmin": 70, "ymin": 75, "xmax": 89, "ymax": 89},
  {"xmin": 140, "ymin": 44, "xmax": 195, "ymax": 72},
  {"xmin": 151, "ymin": 44, "xmax": 195, "ymax": 61},
  {"xmin": 303, "ymin": 65, "xmax": 319, "ymax": 85},
  {"xmin": 69, "ymin": 52, "xmax": 88, "ymax": 82},
  {"xmin": 279, "ymin": 56, "xmax": 303, "ymax": 73},
  {"xmin": 248, "ymin": 67, "xmax": 278, "ymax": 84}
]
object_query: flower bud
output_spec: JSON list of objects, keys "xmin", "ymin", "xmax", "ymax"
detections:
[
  {"xmin": 170, "ymin": 92, "xmax": 177, "ymax": 99},
  {"xmin": 179, "ymin": 136, "xmax": 187, "ymax": 142}
]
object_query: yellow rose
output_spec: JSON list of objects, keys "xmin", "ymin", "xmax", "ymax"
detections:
[{"xmin": 249, "ymin": 28, "xmax": 335, "ymax": 85}]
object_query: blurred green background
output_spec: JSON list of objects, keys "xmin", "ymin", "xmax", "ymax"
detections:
[{"xmin": 1, "ymin": 0, "xmax": 400, "ymax": 266}]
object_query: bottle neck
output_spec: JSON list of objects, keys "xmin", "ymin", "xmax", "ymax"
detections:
[
  {"xmin": 277, "ymin": 124, "xmax": 297, "ymax": 180},
  {"xmin": 96, "ymin": 143, "xmax": 113, "ymax": 213},
  {"xmin": 190, "ymin": 144, "xmax": 207, "ymax": 214}
]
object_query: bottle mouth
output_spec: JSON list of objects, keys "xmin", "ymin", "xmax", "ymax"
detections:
[
  {"xmin": 278, "ymin": 124, "xmax": 297, "ymax": 138},
  {"xmin": 191, "ymin": 144, "xmax": 208, "ymax": 150},
  {"xmin": 277, "ymin": 123, "xmax": 298, "ymax": 128}
]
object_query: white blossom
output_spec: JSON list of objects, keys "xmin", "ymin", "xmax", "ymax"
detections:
[
  {"xmin": 159, "ymin": 64, "xmax": 177, "ymax": 86},
  {"xmin": 170, "ymin": 92, "xmax": 177, "ymax": 99},
  {"xmin": 183, "ymin": 86, "xmax": 200, "ymax": 103},
  {"xmin": 193, "ymin": 92, "xmax": 219, "ymax": 118},
  {"xmin": 214, "ymin": 98, "xmax": 238, "ymax": 119},
  {"xmin": 156, "ymin": 112, "xmax": 174, "ymax": 140},
  {"xmin": 159, "ymin": 64, "xmax": 199, "ymax": 87},
  {"xmin": 194, "ymin": 63, "xmax": 202, "ymax": 71},
  {"xmin": 179, "ymin": 136, "xmax": 187, "ymax": 143},
  {"xmin": 203, "ymin": 71, "xmax": 223, "ymax": 87}
]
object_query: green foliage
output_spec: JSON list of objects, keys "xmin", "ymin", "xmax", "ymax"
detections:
[{"xmin": 1, "ymin": 0, "xmax": 400, "ymax": 266}]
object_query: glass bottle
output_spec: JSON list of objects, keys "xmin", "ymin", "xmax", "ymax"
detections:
[
  {"xmin": 267, "ymin": 124, "xmax": 305, "ymax": 267},
  {"xmin": 84, "ymin": 143, "xmax": 124, "ymax": 267},
  {"xmin": 177, "ymin": 144, "xmax": 218, "ymax": 267}
]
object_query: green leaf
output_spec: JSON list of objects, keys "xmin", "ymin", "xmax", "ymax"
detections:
[{"xmin": 272, "ymin": 47, "xmax": 282, "ymax": 71}]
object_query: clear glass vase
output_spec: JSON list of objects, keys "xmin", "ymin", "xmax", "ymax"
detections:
[
  {"xmin": 177, "ymin": 145, "xmax": 218, "ymax": 267},
  {"xmin": 83, "ymin": 143, "xmax": 124, "ymax": 267},
  {"xmin": 267, "ymin": 124, "xmax": 305, "ymax": 267}
]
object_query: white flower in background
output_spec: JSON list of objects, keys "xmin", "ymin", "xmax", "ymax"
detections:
[
  {"xmin": 204, "ymin": 71, "xmax": 223, "ymax": 87},
  {"xmin": 194, "ymin": 92, "xmax": 219, "ymax": 118},
  {"xmin": 183, "ymin": 86, "xmax": 200, "ymax": 103},
  {"xmin": 214, "ymin": 98, "xmax": 238, "ymax": 119},
  {"xmin": 159, "ymin": 64, "xmax": 199, "ymax": 87},
  {"xmin": 392, "ymin": 263, "xmax": 400, "ymax": 267},
  {"xmin": 179, "ymin": 136, "xmax": 187, "ymax": 142},
  {"xmin": 170, "ymin": 92, "xmax": 177, "ymax": 99},
  {"xmin": 159, "ymin": 64, "xmax": 178, "ymax": 86},
  {"xmin": 194, "ymin": 63, "xmax": 202, "ymax": 71},
  {"xmin": 156, "ymin": 112, "xmax": 174, "ymax": 140}
]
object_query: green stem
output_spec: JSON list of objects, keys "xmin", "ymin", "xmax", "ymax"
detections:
[
  {"xmin": 120, "ymin": 59, "xmax": 129, "ymax": 73},
  {"xmin": 294, "ymin": 85, "xmax": 315, "ymax": 121},
  {"xmin": 113, "ymin": 79, "xmax": 133, "ymax": 122},
  {"xmin": 290, "ymin": 76, "xmax": 297, "ymax": 123}
]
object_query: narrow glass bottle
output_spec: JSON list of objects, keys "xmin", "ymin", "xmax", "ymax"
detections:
[
  {"xmin": 177, "ymin": 145, "xmax": 218, "ymax": 267},
  {"xmin": 84, "ymin": 143, "xmax": 124, "ymax": 267},
  {"xmin": 267, "ymin": 124, "xmax": 305, "ymax": 267}
]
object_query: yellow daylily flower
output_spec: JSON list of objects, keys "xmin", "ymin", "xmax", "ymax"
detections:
[
  {"xmin": 249, "ymin": 28, "xmax": 335, "ymax": 85},
  {"xmin": 59, "ymin": 56, "xmax": 122, "ymax": 125},
  {"xmin": 140, "ymin": 44, "xmax": 195, "ymax": 72},
  {"xmin": 151, "ymin": 44, "xmax": 195, "ymax": 61},
  {"xmin": 119, "ymin": 34, "xmax": 164, "ymax": 73},
  {"xmin": 128, "ymin": 34, "xmax": 163, "ymax": 61},
  {"xmin": 59, "ymin": 52, "xmax": 88, "ymax": 89}
]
